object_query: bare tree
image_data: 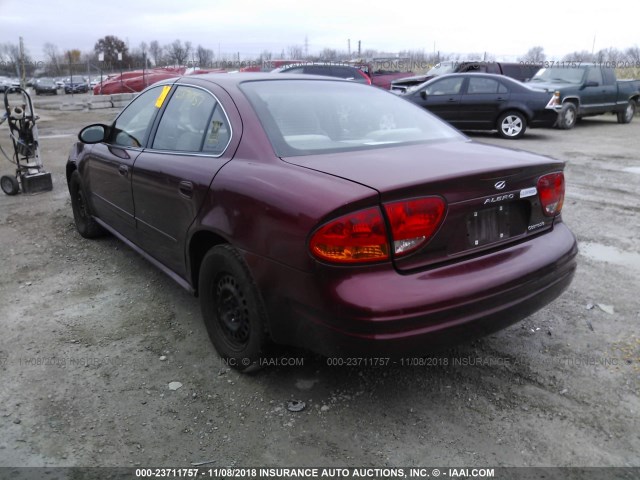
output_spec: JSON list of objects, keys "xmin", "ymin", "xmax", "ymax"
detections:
[
  {"xmin": 519, "ymin": 46, "xmax": 546, "ymax": 63},
  {"xmin": 562, "ymin": 50, "xmax": 594, "ymax": 62},
  {"xmin": 0, "ymin": 43, "xmax": 22, "ymax": 76},
  {"xmin": 625, "ymin": 46, "xmax": 640, "ymax": 63},
  {"xmin": 259, "ymin": 50, "xmax": 272, "ymax": 62},
  {"xmin": 195, "ymin": 45, "xmax": 214, "ymax": 67},
  {"xmin": 149, "ymin": 40, "xmax": 163, "ymax": 66},
  {"xmin": 165, "ymin": 39, "xmax": 192, "ymax": 66},
  {"xmin": 43, "ymin": 42, "xmax": 62, "ymax": 75},
  {"xmin": 595, "ymin": 47, "xmax": 624, "ymax": 63},
  {"xmin": 319, "ymin": 48, "xmax": 338, "ymax": 61},
  {"xmin": 287, "ymin": 45, "xmax": 303, "ymax": 60}
]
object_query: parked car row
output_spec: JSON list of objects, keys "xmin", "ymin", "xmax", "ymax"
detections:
[
  {"xmin": 390, "ymin": 61, "xmax": 542, "ymax": 94},
  {"xmin": 395, "ymin": 62, "xmax": 640, "ymax": 139}
]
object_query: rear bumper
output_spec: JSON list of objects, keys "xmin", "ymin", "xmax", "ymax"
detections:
[{"xmin": 247, "ymin": 222, "xmax": 578, "ymax": 357}]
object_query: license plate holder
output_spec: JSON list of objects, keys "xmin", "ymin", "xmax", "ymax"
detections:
[{"xmin": 467, "ymin": 205, "xmax": 511, "ymax": 248}]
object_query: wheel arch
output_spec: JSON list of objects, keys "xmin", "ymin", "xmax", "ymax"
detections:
[
  {"xmin": 562, "ymin": 96, "xmax": 580, "ymax": 109},
  {"xmin": 497, "ymin": 107, "xmax": 532, "ymax": 123},
  {"xmin": 188, "ymin": 229, "xmax": 230, "ymax": 295},
  {"xmin": 65, "ymin": 162, "xmax": 77, "ymax": 186}
]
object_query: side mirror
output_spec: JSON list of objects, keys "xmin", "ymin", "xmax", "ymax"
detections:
[
  {"xmin": 420, "ymin": 90, "xmax": 428, "ymax": 100},
  {"xmin": 78, "ymin": 124, "xmax": 108, "ymax": 144}
]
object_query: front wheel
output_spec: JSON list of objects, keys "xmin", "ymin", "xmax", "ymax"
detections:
[
  {"xmin": 199, "ymin": 245, "xmax": 269, "ymax": 372},
  {"xmin": 497, "ymin": 111, "xmax": 527, "ymax": 139},
  {"xmin": 617, "ymin": 100, "xmax": 636, "ymax": 124},
  {"xmin": 69, "ymin": 170, "xmax": 105, "ymax": 238},
  {"xmin": 558, "ymin": 103, "xmax": 578, "ymax": 129}
]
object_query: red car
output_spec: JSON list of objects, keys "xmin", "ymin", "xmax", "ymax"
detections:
[
  {"xmin": 93, "ymin": 67, "xmax": 226, "ymax": 95},
  {"xmin": 67, "ymin": 74, "xmax": 577, "ymax": 370}
]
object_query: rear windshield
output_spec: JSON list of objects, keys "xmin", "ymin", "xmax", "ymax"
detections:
[{"xmin": 240, "ymin": 79, "xmax": 463, "ymax": 157}]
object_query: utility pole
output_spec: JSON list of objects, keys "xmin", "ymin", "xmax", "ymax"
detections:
[
  {"xmin": 358, "ymin": 40, "xmax": 361, "ymax": 58},
  {"xmin": 19, "ymin": 36, "xmax": 26, "ymax": 89},
  {"xmin": 304, "ymin": 36, "xmax": 309, "ymax": 58},
  {"xmin": 348, "ymin": 39, "xmax": 351, "ymax": 58}
]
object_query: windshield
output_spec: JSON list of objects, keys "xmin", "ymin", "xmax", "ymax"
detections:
[
  {"xmin": 426, "ymin": 62, "xmax": 456, "ymax": 77},
  {"xmin": 530, "ymin": 67, "xmax": 587, "ymax": 84},
  {"xmin": 241, "ymin": 79, "xmax": 463, "ymax": 157}
]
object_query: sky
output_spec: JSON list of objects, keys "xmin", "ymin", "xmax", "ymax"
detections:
[{"xmin": 0, "ymin": 0, "xmax": 637, "ymax": 62}]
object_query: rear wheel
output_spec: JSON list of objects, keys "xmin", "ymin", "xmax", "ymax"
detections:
[
  {"xmin": 617, "ymin": 100, "xmax": 636, "ymax": 124},
  {"xmin": 558, "ymin": 103, "xmax": 578, "ymax": 129},
  {"xmin": 69, "ymin": 170, "xmax": 105, "ymax": 238},
  {"xmin": 1, "ymin": 175, "xmax": 19, "ymax": 195},
  {"xmin": 497, "ymin": 111, "xmax": 527, "ymax": 139},
  {"xmin": 199, "ymin": 245, "xmax": 269, "ymax": 372}
]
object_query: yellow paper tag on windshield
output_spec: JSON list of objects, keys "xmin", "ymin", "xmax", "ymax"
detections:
[{"xmin": 155, "ymin": 85, "xmax": 171, "ymax": 108}]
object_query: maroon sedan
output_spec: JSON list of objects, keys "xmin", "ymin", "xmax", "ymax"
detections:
[{"xmin": 67, "ymin": 74, "xmax": 577, "ymax": 370}]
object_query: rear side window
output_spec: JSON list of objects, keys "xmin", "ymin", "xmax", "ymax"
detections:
[
  {"xmin": 467, "ymin": 77, "xmax": 508, "ymax": 94},
  {"xmin": 203, "ymin": 105, "xmax": 232, "ymax": 154}
]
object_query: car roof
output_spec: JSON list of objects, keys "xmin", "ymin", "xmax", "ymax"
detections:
[
  {"xmin": 425, "ymin": 72, "xmax": 526, "ymax": 85},
  {"xmin": 157, "ymin": 72, "xmax": 351, "ymax": 88}
]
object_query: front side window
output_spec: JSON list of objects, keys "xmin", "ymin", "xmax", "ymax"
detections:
[
  {"xmin": 110, "ymin": 86, "xmax": 165, "ymax": 148},
  {"xmin": 586, "ymin": 67, "xmax": 603, "ymax": 85},
  {"xmin": 424, "ymin": 77, "xmax": 464, "ymax": 96},
  {"xmin": 152, "ymin": 86, "xmax": 217, "ymax": 152}
]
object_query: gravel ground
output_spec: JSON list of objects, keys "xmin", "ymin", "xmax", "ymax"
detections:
[{"xmin": 0, "ymin": 105, "xmax": 638, "ymax": 470}]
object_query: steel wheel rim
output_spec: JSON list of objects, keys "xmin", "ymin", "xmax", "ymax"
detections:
[
  {"xmin": 625, "ymin": 103, "xmax": 634, "ymax": 122},
  {"xmin": 565, "ymin": 109, "xmax": 575, "ymax": 126},
  {"xmin": 501, "ymin": 115, "xmax": 523, "ymax": 136},
  {"xmin": 215, "ymin": 274, "xmax": 250, "ymax": 348}
]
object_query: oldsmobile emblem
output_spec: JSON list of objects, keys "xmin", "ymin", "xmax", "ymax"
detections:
[{"xmin": 494, "ymin": 180, "xmax": 506, "ymax": 190}]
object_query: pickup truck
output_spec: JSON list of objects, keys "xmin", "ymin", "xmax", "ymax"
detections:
[
  {"xmin": 390, "ymin": 61, "xmax": 540, "ymax": 93},
  {"xmin": 527, "ymin": 63, "xmax": 640, "ymax": 129},
  {"xmin": 350, "ymin": 59, "xmax": 415, "ymax": 90}
]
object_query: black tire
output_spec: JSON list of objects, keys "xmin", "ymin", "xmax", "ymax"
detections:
[
  {"xmin": 69, "ymin": 170, "xmax": 105, "ymax": 238},
  {"xmin": 199, "ymin": 244, "xmax": 269, "ymax": 372},
  {"xmin": 558, "ymin": 103, "xmax": 578, "ymax": 129},
  {"xmin": 497, "ymin": 111, "xmax": 527, "ymax": 139},
  {"xmin": 1, "ymin": 175, "xmax": 19, "ymax": 195},
  {"xmin": 617, "ymin": 100, "xmax": 636, "ymax": 124}
]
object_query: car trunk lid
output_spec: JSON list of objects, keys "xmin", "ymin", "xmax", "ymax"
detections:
[{"xmin": 283, "ymin": 139, "xmax": 565, "ymax": 272}]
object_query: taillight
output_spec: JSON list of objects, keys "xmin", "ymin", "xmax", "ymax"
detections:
[
  {"xmin": 310, "ymin": 197, "xmax": 447, "ymax": 264},
  {"xmin": 537, "ymin": 172, "xmax": 565, "ymax": 216},
  {"xmin": 310, "ymin": 207, "xmax": 389, "ymax": 263},
  {"xmin": 384, "ymin": 197, "xmax": 446, "ymax": 256}
]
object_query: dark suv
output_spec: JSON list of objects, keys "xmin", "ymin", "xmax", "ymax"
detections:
[{"xmin": 272, "ymin": 63, "xmax": 371, "ymax": 84}]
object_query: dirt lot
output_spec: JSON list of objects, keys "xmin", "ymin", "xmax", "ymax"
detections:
[{"xmin": 0, "ymin": 104, "xmax": 638, "ymax": 470}]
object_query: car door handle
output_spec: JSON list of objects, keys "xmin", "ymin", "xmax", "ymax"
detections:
[
  {"xmin": 447, "ymin": 98, "xmax": 457, "ymax": 102},
  {"xmin": 118, "ymin": 165, "xmax": 129, "ymax": 177},
  {"xmin": 178, "ymin": 180, "xmax": 194, "ymax": 198},
  {"xmin": 496, "ymin": 97, "xmax": 506, "ymax": 101}
]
